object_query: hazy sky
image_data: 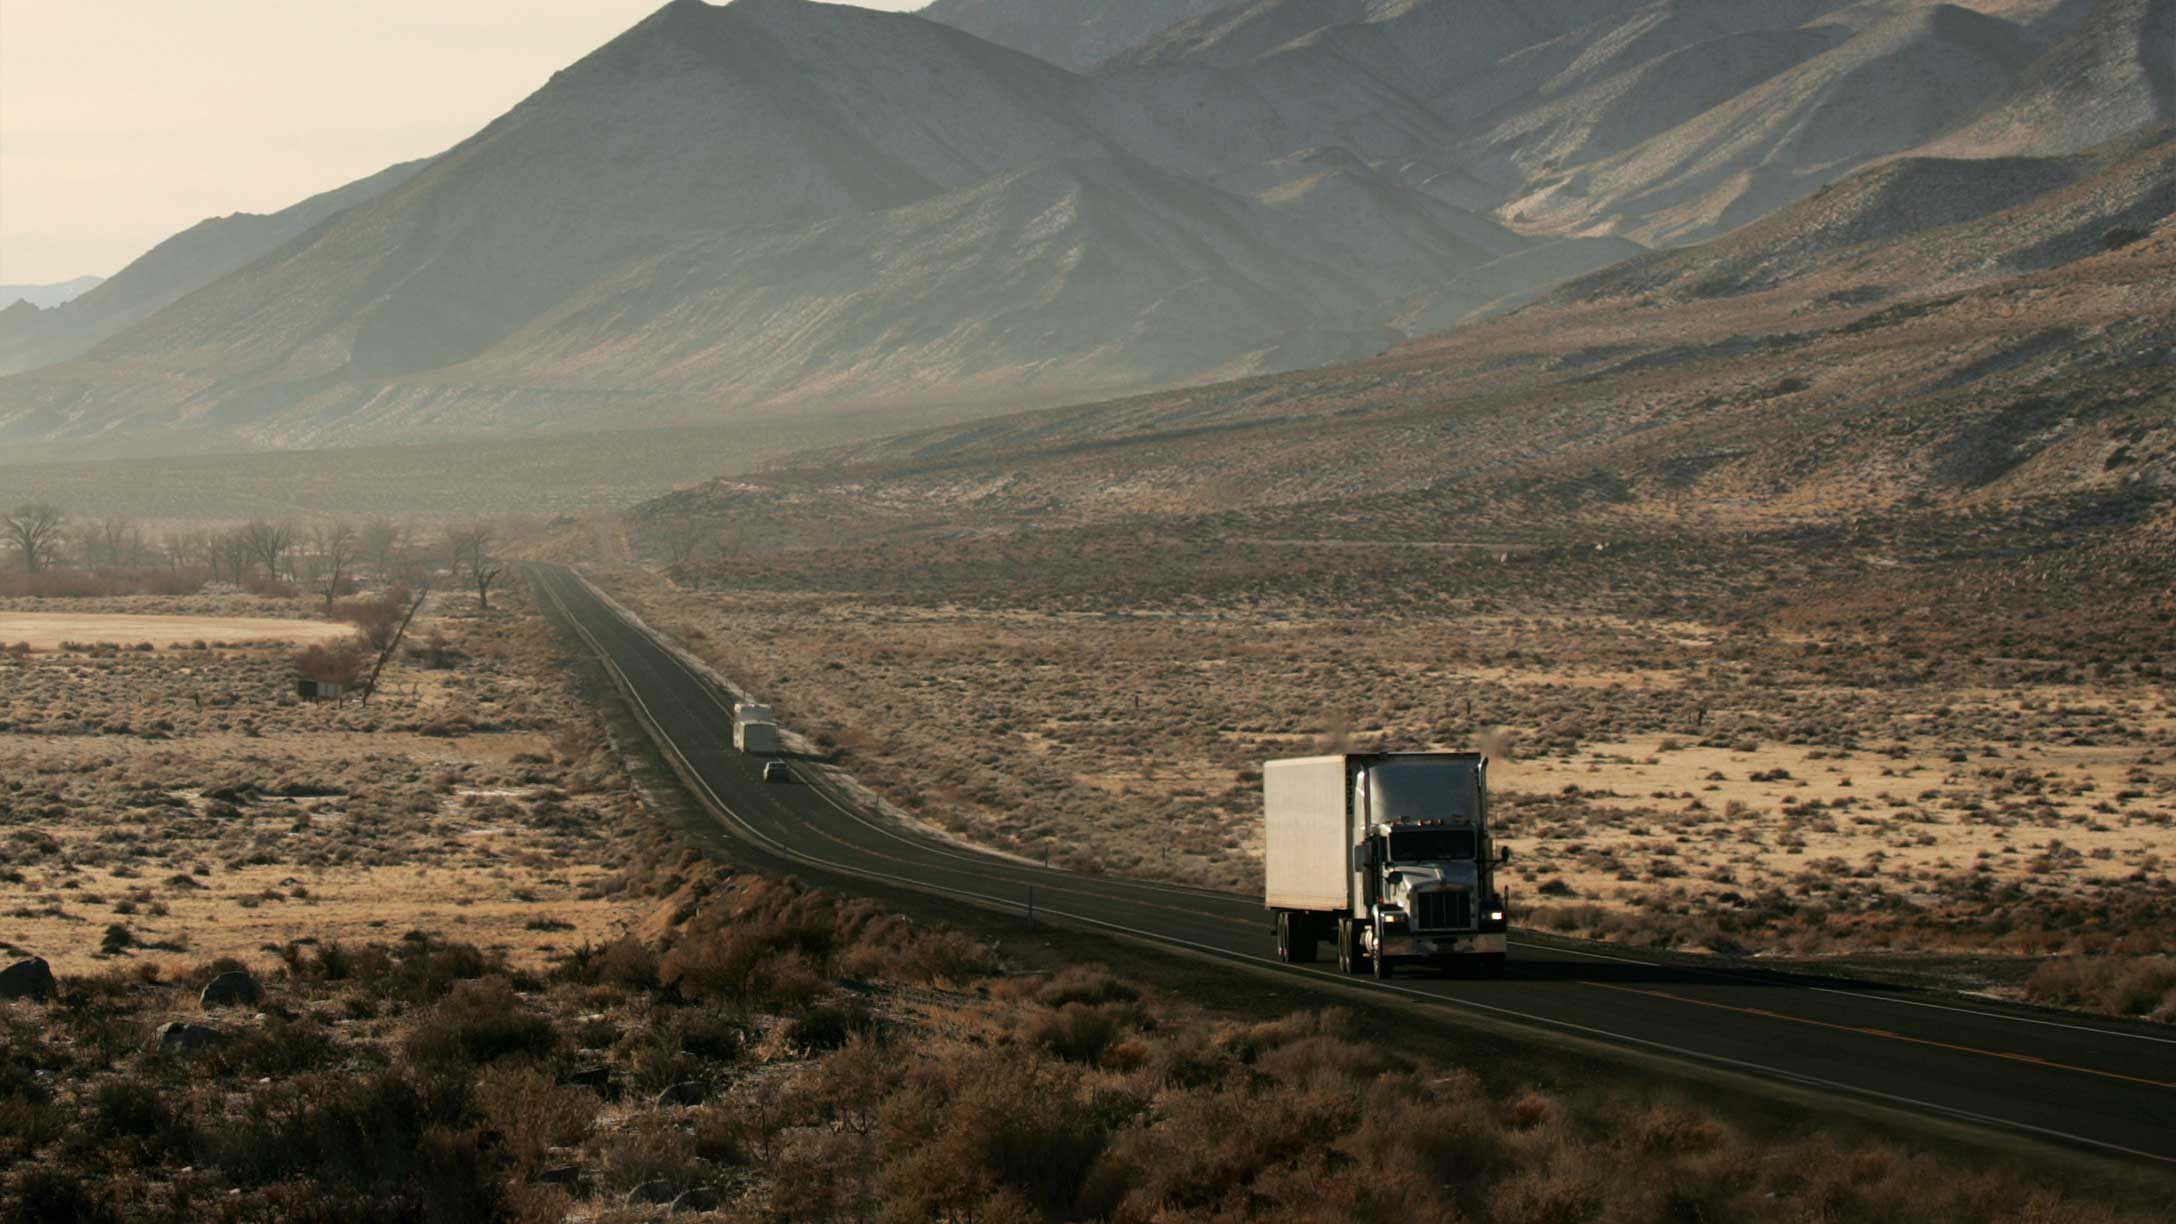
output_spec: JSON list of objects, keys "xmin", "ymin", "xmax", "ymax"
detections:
[{"xmin": 0, "ymin": 0, "xmax": 924, "ymax": 284}]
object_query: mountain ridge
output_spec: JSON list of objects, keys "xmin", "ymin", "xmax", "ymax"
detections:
[
  {"xmin": 0, "ymin": 160, "xmax": 425, "ymax": 379},
  {"xmin": 4, "ymin": 0, "xmax": 2169, "ymax": 461}
]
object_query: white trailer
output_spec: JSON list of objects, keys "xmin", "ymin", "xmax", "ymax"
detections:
[
  {"xmin": 1264, "ymin": 752, "xmax": 1510, "ymax": 978},
  {"xmin": 733, "ymin": 715, "xmax": 782, "ymax": 755}
]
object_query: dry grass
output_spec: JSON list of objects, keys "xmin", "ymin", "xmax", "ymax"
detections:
[
  {"xmin": 0, "ymin": 576, "xmax": 2156, "ymax": 1221},
  {"xmin": 600, "ymin": 564, "xmax": 2176, "ymax": 954},
  {"xmin": 0, "ymin": 583, "xmax": 638, "ymax": 977},
  {"xmin": 3, "ymin": 837, "xmax": 2151, "ymax": 1224},
  {"xmin": 0, "ymin": 610, "xmax": 354, "ymax": 650}
]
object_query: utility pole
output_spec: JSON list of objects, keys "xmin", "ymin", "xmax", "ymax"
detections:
[{"xmin": 361, "ymin": 585, "xmax": 430, "ymax": 705}]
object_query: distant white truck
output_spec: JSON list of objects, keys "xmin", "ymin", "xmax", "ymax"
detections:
[
  {"xmin": 1264, "ymin": 752, "xmax": 1509, "ymax": 978},
  {"xmin": 733, "ymin": 703, "xmax": 782, "ymax": 755}
]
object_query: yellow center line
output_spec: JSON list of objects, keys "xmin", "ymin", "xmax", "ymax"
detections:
[{"xmin": 1589, "ymin": 983, "xmax": 2176, "ymax": 1091}]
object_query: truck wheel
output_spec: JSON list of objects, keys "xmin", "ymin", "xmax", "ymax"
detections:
[
  {"xmin": 1337, "ymin": 917, "xmax": 1365, "ymax": 975},
  {"xmin": 1274, "ymin": 912, "xmax": 1294, "ymax": 964},
  {"xmin": 1372, "ymin": 949, "xmax": 1391, "ymax": 980}
]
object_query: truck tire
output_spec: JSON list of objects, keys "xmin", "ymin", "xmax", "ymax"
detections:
[
  {"xmin": 1336, "ymin": 917, "xmax": 1367, "ymax": 975},
  {"xmin": 1275, "ymin": 912, "xmax": 1295, "ymax": 964},
  {"xmin": 1372, "ymin": 946, "xmax": 1392, "ymax": 980}
]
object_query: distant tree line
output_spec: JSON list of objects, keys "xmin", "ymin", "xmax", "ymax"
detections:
[{"xmin": 1, "ymin": 501, "xmax": 510, "ymax": 608}]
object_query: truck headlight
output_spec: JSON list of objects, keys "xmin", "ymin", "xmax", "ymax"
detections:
[{"xmin": 1487, "ymin": 910, "xmax": 1505, "ymax": 922}]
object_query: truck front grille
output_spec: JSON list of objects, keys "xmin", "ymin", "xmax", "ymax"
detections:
[{"xmin": 1415, "ymin": 889, "xmax": 1472, "ymax": 931}]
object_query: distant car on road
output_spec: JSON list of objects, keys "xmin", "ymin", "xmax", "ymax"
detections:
[{"xmin": 761, "ymin": 761, "xmax": 792, "ymax": 783}]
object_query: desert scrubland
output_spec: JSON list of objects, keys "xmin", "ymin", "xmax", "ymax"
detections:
[
  {"xmin": 594, "ymin": 509, "xmax": 2176, "ymax": 1015},
  {"xmin": 0, "ymin": 582, "xmax": 2157, "ymax": 1222},
  {"xmin": 0, "ymin": 583, "xmax": 636, "ymax": 979}
]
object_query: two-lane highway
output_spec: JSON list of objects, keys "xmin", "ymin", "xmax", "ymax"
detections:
[{"xmin": 527, "ymin": 562, "xmax": 2176, "ymax": 1167}]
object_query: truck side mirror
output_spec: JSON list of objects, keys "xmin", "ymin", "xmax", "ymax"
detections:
[{"xmin": 1497, "ymin": 846, "xmax": 1513, "ymax": 864}]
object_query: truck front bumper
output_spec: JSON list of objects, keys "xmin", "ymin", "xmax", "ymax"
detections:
[{"xmin": 1378, "ymin": 932, "xmax": 1505, "ymax": 958}]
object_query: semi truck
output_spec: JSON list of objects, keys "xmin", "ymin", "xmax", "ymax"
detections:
[
  {"xmin": 733, "ymin": 703, "xmax": 782, "ymax": 754},
  {"xmin": 1263, "ymin": 752, "xmax": 1509, "ymax": 978}
]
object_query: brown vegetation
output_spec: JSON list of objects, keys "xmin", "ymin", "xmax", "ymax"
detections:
[
  {"xmin": 0, "ymin": 548, "xmax": 2158, "ymax": 1221},
  {"xmin": 0, "ymin": 581, "xmax": 633, "ymax": 977},
  {"xmin": 4, "ymin": 837, "xmax": 2153, "ymax": 1224}
]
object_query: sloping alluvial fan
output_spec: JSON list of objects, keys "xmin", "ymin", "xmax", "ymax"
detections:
[{"xmin": 2, "ymin": 0, "xmax": 2170, "ymax": 460}]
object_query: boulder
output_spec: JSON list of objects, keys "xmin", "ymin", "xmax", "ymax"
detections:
[
  {"xmin": 654, "ymin": 1081, "xmax": 706, "ymax": 1108},
  {"xmin": 0, "ymin": 957, "xmax": 56, "ymax": 1002},
  {"xmin": 671, "ymin": 1187, "xmax": 722, "ymax": 1214},
  {"xmin": 200, "ymin": 970, "xmax": 263, "ymax": 1009},
  {"xmin": 156, "ymin": 1021, "xmax": 226, "ymax": 1055}
]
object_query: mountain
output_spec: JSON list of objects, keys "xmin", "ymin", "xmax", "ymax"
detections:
[
  {"xmin": 0, "ymin": 160, "xmax": 424, "ymax": 378},
  {"xmin": 1565, "ymin": 125, "xmax": 2176, "ymax": 300},
  {"xmin": 1097, "ymin": 0, "xmax": 2141, "ymax": 243},
  {"xmin": 921, "ymin": 0, "xmax": 1234, "ymax": 71},
  {"xmin": 0, "ymin": 277, "xmax": 103, "ymax": 310},
  {"xmin": 5, "ymin": 0, "xmax": 2171, "ymax": 461},
  {"xmin": 705, "ymin": 128, "xmax": 2173, "ymax": 531},
  {"xmin": 1501, "ymin": 4, "xmax": 2054, "ymax": 242},
  {"xmin": 1927, "ymin": 0, "xmax": 2175, "ymax": 156},
  {"xmin": 0, "ymin": 0, "xmax": 1534, "ymax": 458}
]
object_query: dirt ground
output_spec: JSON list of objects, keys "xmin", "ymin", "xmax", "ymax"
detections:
[
  {"xmin": 0, "ymin": 584, "xmax": 645, "ymax": 978},
  {"xmin": 0, "ymin": 610, "xmax": 354, "ymax": 650}
]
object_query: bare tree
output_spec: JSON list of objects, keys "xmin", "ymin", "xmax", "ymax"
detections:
[
  {"xmin": 311, "ymin": 522, "xmax": 359, "ymax": 611},
  {"xmin": 67, "ymin": 522, "xmax": 102, "ymax": 570},
  {"xmin": 98, "ymin": 516, "xmax": 142, "ymax": 570},
  {"xmin": 160, "ymin": 529, "xmax": 199, "ymax": 572},
  {"xmin": 360, "ymin": 517, "xmax": 406, "ymax": 582},
  {"xmin": 447, "ymin": 525, "xmax": 505, "ymax": 611},
  {"xmin": 2, "ymin": 503, "xmax": 66, "ymax": 573},
  {"xmin": 215, "ymin": 528, "xmax": 254, "ymax": 585},
  {"xmin": 242, "ymin": 519, "xmax": 295, "ymax": 584},
  {"xmin": 657, "ymin": 517, "xmax": 709, "ymax": 568}
]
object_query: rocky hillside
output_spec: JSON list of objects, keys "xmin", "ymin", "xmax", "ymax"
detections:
[
  {"xmin": 0, "ymin": 160, "xmax": 422, "ymax": 378},
  {"xmin": 4, "ymin": 0, "xmax": 2169, "ymax": 460},
  {"xmin": 648, "ymin": 129, "xmax": 2174, "ymax": 538},
  {"xmin": 921, "ymin": 0, "xmax": 1232, "ymax": 70}
]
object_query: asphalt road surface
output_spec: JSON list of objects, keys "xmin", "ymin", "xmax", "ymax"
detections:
[{"xmin": 527, "ymin": 562, "xmax": 2176, "ymax": 1167}]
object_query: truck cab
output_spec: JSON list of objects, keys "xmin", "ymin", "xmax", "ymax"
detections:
[{"xmin": 1355, "ymin": 816, "xmax": 1508, "ymax": 977}]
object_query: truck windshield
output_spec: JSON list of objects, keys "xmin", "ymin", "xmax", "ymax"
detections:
[{"xmin": 1388, "ymin": 829, "xmax": 1476, "ymax": 862}]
